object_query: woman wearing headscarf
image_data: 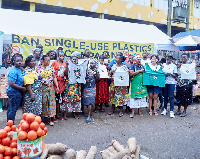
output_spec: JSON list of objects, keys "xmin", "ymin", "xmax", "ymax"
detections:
[
  {"xmin": 22, "ymin": 55, "xmax": 42, "ymax": 116},
  {"xmin": 36, "ymin": 55, "xmax": 59, "ymax": 126}
]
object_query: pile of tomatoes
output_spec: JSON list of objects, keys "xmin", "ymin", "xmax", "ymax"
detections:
[
  {"xmin": 0, "ymin": 120, "xmax": 19, "ymax": 159},
  {"xmin": 17, "ymin": 113, "xmax": 48, "ymax": 141}
]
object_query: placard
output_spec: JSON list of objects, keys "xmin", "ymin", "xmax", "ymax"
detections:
[
  {"xmin": 180, "ymin": 63, "xmax": 196, "ymax": 80},
  {"xmin": 114, "ymin": 71, "xmax": 129, "ymax": 86}
]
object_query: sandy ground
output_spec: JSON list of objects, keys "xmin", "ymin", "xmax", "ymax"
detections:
[{"xmin": 0, "ymin": 103, "xmax": 200, "ymax": 159}]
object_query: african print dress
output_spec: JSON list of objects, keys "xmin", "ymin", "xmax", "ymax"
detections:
[
  {"xmin": 110, "ymin": 64, "xmax": 130, "ymax": 107},
  {"xmin": 36, "ymin": 66, "xmax": 56, "ymax": 118},
  {"xmin": 82, "ymin": 69, "xmax": 96, "ymax": 106},
  {"xmin": 61, "ymin": 79, "xmax": 82, "ymax": 112},
  {"xmin": 22, "ymin": 67, "xmax": 42, "ymax": 115}
]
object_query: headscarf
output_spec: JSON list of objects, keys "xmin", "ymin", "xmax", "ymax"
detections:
[{"xmin": 71, "ymin": 51, "xmax": 81, "ymax": 58}]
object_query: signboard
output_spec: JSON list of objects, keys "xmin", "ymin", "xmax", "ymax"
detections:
[{"xmin": 12, "ymin": 34, "xmax": 154, "ymax": 60}]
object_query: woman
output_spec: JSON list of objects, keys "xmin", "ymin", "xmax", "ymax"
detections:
[
  {"xmin": 109, "ymin": 53, "xmax": 130, "ymax": 117},
  {"xmin": 61, "ymin": 55, "xmax": 82, "ymax": 120},
  {"xmin": 22, "ymin": 55, "xmax": 42, "ymax": 116},
  {"xmin": 161, "ymin": 53, "xmax": 177, "ymax": 118},
  {"xmin": 6, "ymin": 54, "xmax": 26, "ymax": 123},
  {"xmin": 129, "ymin": 56, "xmax": 148, "ymax": 118},
  {"xmin": 144, "ymin": 55, "xmax": 165, "ymax": 116},
  {"xmin": 176, "ymin": 53, "xmax": 193, "ymax": 117},
  {"xmin": 82, "ymin": 59, "xmax": 100, "ymax": 122},
  {"xmin": 95, "ymin": 55, "xmax": 109, "ymax": 112},
  {"xmin": 36, "ymin": 55, "xmax": 59, "ymax": 126},
  {"xmin": 52, "ymin": 52, "xmax": 66, "ymax": 121},
  {"xmin": 47, "ymin": 49, "xmax": 57, "ymax": 66}
]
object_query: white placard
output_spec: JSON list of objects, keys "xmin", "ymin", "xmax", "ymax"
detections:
[
  {"xmin": 180, "ymin": 63, "xmax": 196, "ymax": 80},
  {"xmin": 114, "ymin": 71, "xmax": 129, "ymax": 86},
  {"xmin": 99, "ymin": 64, "xmax": 109, "ymax": 78}
]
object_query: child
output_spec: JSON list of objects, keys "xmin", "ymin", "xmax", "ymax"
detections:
[
  {"xmin": 52, "ymin": 52, "xmax": 66, "ymax": 121},
  {"xmin": 95, "ymin": 55, "xmax": 110, "ymax": 112},
  {"xmin": 82, "ymin": 59, "xmax": 100, "ymax": 122}
]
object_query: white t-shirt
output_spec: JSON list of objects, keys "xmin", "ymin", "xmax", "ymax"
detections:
[
  {"xmin": 149, "ymin": 63, "xmax": 161, "ymax": 71},
  {"xmin": 162, "ymin": 63, "xmax": 177, "ymax": 84},
  {"xmin": 141, "ymin": 59, "xmax": 150, "ymax": 67}
]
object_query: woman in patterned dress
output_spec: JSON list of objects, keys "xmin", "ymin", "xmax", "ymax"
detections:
[
  {"xmin": 61, "ymin": 55, "xmax": 82, "ymax": 119},
  {"xmin": 22, "ymin": 55, "xmax": 42, "ymax": 116},
  {"xmin": 109, "ymin": 53, "xmax": 130, "ymax": 117},
  {"xmin": 36, "ymin": 55, "xmax": 59, "ymax": 126}
]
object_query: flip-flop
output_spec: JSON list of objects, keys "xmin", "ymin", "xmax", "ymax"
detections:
[
  {"xmin": 175, "ymin": 111, "xmax": 181, "ymax": 115},
  {"xmin": 149, "ymin": 111, "xmax": 153, "ymax": 116},
  {"xmin": 119, "ymin": 112, "xmax": 123, "ymax": 117},
  {"xmin": 180, "ymin": 113, "xmax": 187, "ymax": 117},
  {"xmin": 154, "ymin": 111, "xmax": 158, "ymax": 116},
  {"xmin": 130, "ymin": 114, "xmax": 134, "ymax": 118},
  {"xmin": 49, "ymin": 122, "xmax": 54, "ymax": 126}
]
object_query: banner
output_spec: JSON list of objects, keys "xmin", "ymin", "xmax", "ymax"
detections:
[{"xmin": 12, "ymin": 34, "xmax": 154, "ymax": 60}]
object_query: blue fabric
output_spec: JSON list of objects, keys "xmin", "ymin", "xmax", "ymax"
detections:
[
  {"xmin": 147, "ymin": 86, "xmax": 162, "ymax": 94},
  {"xmin": 158, "ymin": 92, "xmax": 164, "ymax": 103},
  {"xmin": 7, "ymin": 67, "xmax": 24, "ymax": 92},
  {"xmin": 6, "ymin": 90, "xmax": 22, "ymax": 123},
  {"xmin": 163, "ymin": 84, "xmax": 175, "ymax": 111},
  {"xmin": 109, "ymin": 59, "xmax": 126, "ymax": 67},
  {"xmin": 130, "ymin": 63, "xmax": 145, "ymax": 71}
]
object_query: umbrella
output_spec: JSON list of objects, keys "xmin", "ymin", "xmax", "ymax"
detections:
[
  {"xmin": 172, "ymin": 29, "xmax": 200, "ymax": 42},
  {"xmin": 174, "ymin": 35, "xmax": 199, "ymax": 46}
]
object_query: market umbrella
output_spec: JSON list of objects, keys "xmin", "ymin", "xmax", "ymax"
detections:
[{"xmin": 174, "ymin": 35, "xmax": 199, "ymax": 46}]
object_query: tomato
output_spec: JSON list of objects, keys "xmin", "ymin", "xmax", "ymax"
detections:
[
  {"xmin": 4, "ymin": 147, "xmax": 12, "ymax": 156},
  {"xmin": 30, "ymin": 122, "xmax": 39, "ymax": 131},
  {"xmin": 12, "ymin": 156, "xmax": 20, "ymax": 159},
  {"xmin": 0, "ymin": 154, "xmax": 3, "ymax": 159},
  {"xmin": 42, "ymin": 130, "xmax": 45, "ymax": 136},
  {"xmin": 12, "ymin": 148, "xmax": 17, "ymax": 156},
  {"xmin": 22, "ymin": 113, "xmax": 28, "ymax": 121},
  {"xmin": 44, "ymin": 127, "xmax": 48, "ymax": 134},
  {"xmin": 11, "ymin": 126, "xmax": 16, "ymax": 132},
  {"xmin": 11, "ymin": 138, "xmax": 17, "ymax": 143},
  {"xmin": 3, "ymin": 156, "xmax": 11, "ymax": 159},
  {"xmin": 35, "ymin": 116, "xmax": 42, "ymax": 124},
  {"xmin": 4, "ymin": 126, "xmax": 11, "ymax": 133},
  {"xmin": 7, "ymin": 132, "xmax": 13, "ymax": 138},
  {"xmin": 0, "ymin": 129, "xmax": 7, "ymax": 139},
  {"xmin": 10, "ymin": 142, "xmax": 17, "ymax": 148},
  {"xmin": 36, "ymin": 128, "xmax": 43, "ymax": 138},
  {"xmin": 18, "ymin": 131, "xmax": 27, "ymax": 141},
  {"xmin": 0, "ymin": 145, "xmax": 5, "ymax": 154},
  {"xmin": 39, "ymin": 123, "xmax": 45, "ymax": 130},
  {"xmin": 27, "ymin": 130, "xmax": 37, "ymax": 141},
  {"xmin": 7, "ymin": 121, "xmax": 13, "ymax": 127},
  {"xmin": 26, "ymin": 113, "xmax": 35, "ymax": 124},
  {"xmin": 2, "ymin": 138, "xmax": 11, "ymax": 146},
  {"xmin": 21, "ymin": 122, "xmax": 29, "ymax": 131}
]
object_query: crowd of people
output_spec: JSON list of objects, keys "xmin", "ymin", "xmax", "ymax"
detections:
[{"xmin": 4, "ymin": 45, "xmax": 193, "ymax": 126}]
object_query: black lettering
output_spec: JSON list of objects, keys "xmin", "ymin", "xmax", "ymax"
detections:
[
  {"xmin": 124, "ymin": 44, "xmax": 128, "ymax": 50},
  {"xmin": 56, "ymin": 39, "xmax": 63, "ymax": 46},
  {"xmin": 73, "ymin": 41, "xmax": 78, "ymax": 49},
  {"xmin": 130, "ymin": 45, "xmax": 134, "ymax": 51},
  {"xmin": 44, "ymin": 39, "xmax": 51, "ymax": 46},
  {"xmin": 118, "ymin": 43, "xmax": 123, "ymax": 50},
  {"xmin": 65, "ymin": 50, "xmax": 71, "ymax": 58},
  {"xmin": 134, "ymin": 45, "xmax": 139, "ymax": 52},
  {"xmin": 64, "ymin": 40, "xmax": 71, "ymax": 48},
  {"xmin": 12, "ymin": 34, "xmax": 20, "ymax": 43},
  {"xmin": 21, "ymin": 37, "xmax": 30, "ymax": 45},
  {"xmin": 52, "ymin": 39, "xmax": 54, "ymax": 46},
  {"xmin": 147, "ymin": 45, "xmax": 152, "ymax": 51},
  {"xmin": 142, "ymin": 46, "xmax": 147, "ymax": 52},
  {"xmin": 94, "ymin": 52, "xmax": 99, "ymax": 59}
]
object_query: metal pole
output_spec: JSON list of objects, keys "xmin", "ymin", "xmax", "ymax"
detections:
[
  {"xmin": 186, "ymin": 0, "xmax": 190, "ymax": 31},
  {"xmin": 167, "ymin": 0, "xmax": 172, "ymax": 37}
]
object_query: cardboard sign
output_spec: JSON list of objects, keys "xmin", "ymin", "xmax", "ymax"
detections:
[
  {"xmin": 114, "ymin": 71, "xmax": 129, "ymax": 86},
  {"xmin": 99, "ymin": 64, "xmax": 109, "ymax": 78}
]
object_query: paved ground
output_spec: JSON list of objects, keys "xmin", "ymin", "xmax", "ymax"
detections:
[{"xmin": 0, "ymin": 103, "xmax": 200, "ymax": 159}]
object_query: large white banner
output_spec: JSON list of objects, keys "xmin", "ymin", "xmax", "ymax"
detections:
[{"xmin": 180, "ymin": 63, "xmax": 196, "ymax": 80}]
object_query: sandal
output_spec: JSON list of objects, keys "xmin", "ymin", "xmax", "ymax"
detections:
[
  {"xmin": 154, "ymin": 111, "xmax": 158, "ymax": 116},
  {"xmin": 149, "ymin": 111, "xmax": 152, "ymax": 116},
  {"xmin": 175, "ymin": 111, "xmax": 181, "ymax": 115},
  {"xmin": 108, "ymin": 111, "xmax": 114, "ymax": 115},
  {"xmin": 139, "ymin": 113, "xmax": 143, "ymax": 116},
  {"xmin": 54, "ymin": 118, "xmax": 58, "ymax": 122},
  {"xmin": 130, "ymin": 114, "xmax": 134, "ymax": 118},
  {"xmin": 94, "ymin": 110, "xmax": 99, "ymax": 113},
  {"xmin": 100, "ymin": 109, "xmax": 105, "ymax": 112},
  {"xmin": 180, "ymin": 113, "xmax": 187, "ymax": 117},
  {"xmin": 63, "ymin": 117, "xmax": 67, "ymax": 120},
  {"xmin": 57, "ymin": 116, "xmax": 63, "ymax": 120},
  {"xmin": 119, "ymin": 112, "xmax": 123, "ymax": 117},
  {"xmin": 49, "ymin": 121, "xmax": 54, "ymax": 126}
]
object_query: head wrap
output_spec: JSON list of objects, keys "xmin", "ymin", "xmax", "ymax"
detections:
[
  {"xmin": 71, "ymin": 51, "xmax": 81, "ymax": 58},
  {"xmin": 135, "ymin": 55, "xmax": 141, "ymax": 60}
]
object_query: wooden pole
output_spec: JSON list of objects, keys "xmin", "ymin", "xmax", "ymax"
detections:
[
  {"xmin": 186, "ymin": 0, "xmax": 190, "ymax": 31},
  {"xmin": 167, "ymin": 0, "xmax": 172, "ymax": 37}
]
